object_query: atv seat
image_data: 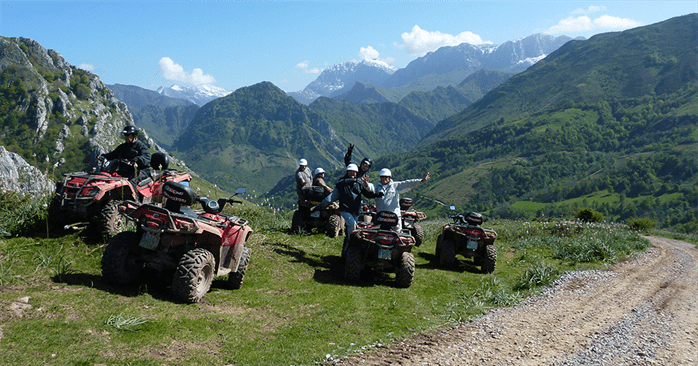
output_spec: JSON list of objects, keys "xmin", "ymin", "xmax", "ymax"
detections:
[
  {"xmin": 375, "ymin": 211, "xmax": 399, "ymax": 231},
  {"xmin": 163, "ymin": 181, "xmax": 197, "ymax": 216}
]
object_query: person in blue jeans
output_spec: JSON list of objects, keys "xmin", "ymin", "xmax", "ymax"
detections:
[{"xmin": 312, "ymin": 163, "xmax": 381, "ymax": 236}]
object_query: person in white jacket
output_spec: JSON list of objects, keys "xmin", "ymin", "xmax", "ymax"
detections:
[{"xmin": 363, "ymin": 168, "xmax": 430, "ymax": 231}]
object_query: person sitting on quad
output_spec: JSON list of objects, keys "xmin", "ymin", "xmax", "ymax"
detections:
[
  {"xmin": 99, "ymin": 125, "xmax": 151, "ymax": 184},
  {"xmin": 344, "ymin": 143, "xmax": 372, "ymax": 179},
  {"xmin": 313, "ymin": 167, "xmax": 332, "ymax": 195},
  {"xmin": 312, "ymin": 164, "xmax": 380, "ymax": 236},
  {"xmin": 295, "ymin": 158, "xmax": 312, "ymax": 199},
  {"xmin": 363, "ymin": 168, "xmax": 430, "ymax": 231}
]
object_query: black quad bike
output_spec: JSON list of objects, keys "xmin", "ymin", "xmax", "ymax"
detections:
[
  {"xmin": 344, "ymin": 211, "xmax": 417, "ymax": 288},
  {"xmin": 101, "ymin": 182, "xmax": 252, "ymax": 303},
  {"xmin": 291, "ymin": 185, "xmax": 345, "ymax": 237},
  {"xmin": 435, "ymin": 207, "xmax": 498, "ymax": 273}
]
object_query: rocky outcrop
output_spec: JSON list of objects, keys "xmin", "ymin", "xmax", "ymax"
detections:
[{"xmin": 0, "ymin": 146, "xmax": 55, "ymax": 196}]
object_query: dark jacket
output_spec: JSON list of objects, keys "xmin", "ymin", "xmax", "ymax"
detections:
[
  {"xmin": 317, "ymin": 175, "xmax": 380, "ymax": 216},
  {"xmin": 103, "ymin": 140, "xmax": 151, "ymax": 179}
]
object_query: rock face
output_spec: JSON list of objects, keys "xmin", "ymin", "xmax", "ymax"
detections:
[
  {"xmin": 0, "ymin": 146, "xmax": 55, "ymax": 196},
  {"xmin": 0, "ymin": 36, "xmax": 187, "ymax": 194}
]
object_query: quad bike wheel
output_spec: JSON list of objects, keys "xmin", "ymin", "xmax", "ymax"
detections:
[
  {"xmin": 98, "ymin": 200, "xmax": 128, "ymax": 240},
  {"xmin": 326, "ymin": 214, "xmax": 343, "ymax": 238},
  {"xmin": 411, "ymin": 223, "xmax": 424, "ymax": 247},
  {"xmin": 228, "ymin": 246, "xmax": 252, "ymax": 290},
  {"xmin": 395, "ymin": 252, "xmax": 415, "ymax": 288},
  {"xmin": 291, "ymin": 210, "xmax": 305, "ymax": 233},
  {"xmin": 344, "ymin": 246, "xmax": 363, "ymax": 282},
  {"xmin": 47, "ymin": 195, "xmax": 70, "ymax": 229},
  {"xmin": 101, "ymin": 231, "xmax": 143, "ymax": 285},
  {"xmin": 480, "ymin": 244, "xmax": 497, "ymax": 274},
  {"xmin": 172, "ymin": 248, "xmax": 216, "ymax": 303},
  {"xmin": 439, "ymin": 240, "xmax": 456, "ymax": 268},
  {"xmin": 435, "ymin": 234, "xmax": 444, "ymax": 259}
]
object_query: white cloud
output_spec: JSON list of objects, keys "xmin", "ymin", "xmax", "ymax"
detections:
[
  {"xmin": 594, "ymin": 15, "xmax": 642, "ymax": 29},
  {"xmin": 295, "ymin": 60, "xmax": 323, "ymax": 74},
  {"xmin": 574, "ymin": 5, "xmax": 607, "ymax": 14},
  {"xmin": 359, "ymin": 46, "xmax": 380, "ymax": 60},
  {"xmin": 158, "ymin": 57, "xmax": 215, "ymax": 85},
  {"xmin": 77, "ymin": 63, "xmax": 96, "ymax": 72},
  {"xmin": 396, "ymin": 25, "xmax": 492, "ymax": 57},
  {"xmin": 546, "ymin": 9, "xmax": 642, "ymax": 35},
  {"xmin": 546, "ymin": 16, "xmax": 594, "ymax": 35},
  {"xmin": 588, "ymin": 6, "xmax": 607, "ymax": 13}
]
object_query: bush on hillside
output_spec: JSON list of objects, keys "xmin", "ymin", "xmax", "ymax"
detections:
[
  {"xmin": 0, "ymin": 192, "xmax": 49, "ymax": 237},
  {"xmin": 575, "ymin": 207, "xmax": 604, "ymax": 222},
  {"xmin": 627, "ymin": 217, "xmax": 655, "ymax": 231}
]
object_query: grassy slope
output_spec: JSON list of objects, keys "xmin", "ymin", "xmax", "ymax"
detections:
[{"xmin": 0, "ymin": 201, "xmax": 654, "ymax": 365}]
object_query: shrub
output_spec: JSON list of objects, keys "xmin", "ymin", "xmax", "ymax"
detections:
[
  {"xmin": 0, "ymin": 192, "xmax": 49, "ymax": 237},
  {"xmin": 627, "ymin": 217, "xmax": 655, "ymax": 231},
  {"xmin": 575, "ymin": 207, "xmax": 604, "ymax": 222}
]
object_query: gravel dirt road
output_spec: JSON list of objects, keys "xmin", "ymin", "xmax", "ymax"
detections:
[{"xmin": 338, "ymin": 236, "xmax": 698, "ymax": 365}]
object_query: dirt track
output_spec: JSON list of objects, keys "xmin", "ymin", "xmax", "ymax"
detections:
[{"xmin": 339, "ymin": 236, "xmax": 698, "ymax": 365}]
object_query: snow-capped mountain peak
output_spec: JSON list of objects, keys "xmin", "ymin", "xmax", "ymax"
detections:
[{"xmin": 156, "ymin": 84, "xmax": 232, "ymax": 106}]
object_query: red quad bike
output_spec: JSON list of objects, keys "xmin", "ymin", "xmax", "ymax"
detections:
[
  {"xmin": 436, "ymin": 207, "xmax": 498, "ymax": 273},
  {"xmin": 399, "ymin": 197, "xmax": 427, "ymax": 247},
  {"xmin": 344, "ymin": 211, "xmax": 417, "ymax": 288},
  {"xmin": 291, "ymin": 185, "xmax": 345, "ymax": 237},
  {"xmin": 101, "ymin": 182, "xmax": 252, "ymax": 303},
  {"xmin": 49, "ymin": 152, "xmax": 191, "ymax": 238}
]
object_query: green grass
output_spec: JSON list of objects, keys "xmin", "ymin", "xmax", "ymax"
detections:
[{"xmin": 0, "ymin": 206, "xmax": 651, "ymax": 365}]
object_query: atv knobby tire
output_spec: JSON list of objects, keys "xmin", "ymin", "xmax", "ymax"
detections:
[
  {"xmin": 480, "ymin": 244, "xmax": 497, "ymax": 274},
  {"xmin": 411, "ymin": 223, "xmax": 424, "ymax": 247},
  {"xmin": 439, "ymin": 240, "xmax": 456, "ymax": 268},
  {"xmin": 98, "ymin": 200, "xmax": 128, "ymax": 240},
  {"xmin": 435, "ymin": 234, "xmax": 444, "ymax": 259},
  {"xmin": 228, "ymin": 246, "xmax": 252, "ymax": 290},
  {"xmin": 101, "ymin": 231, "xmax": 143, "ymax": 285},
  {"xmin": 326, "ymin": 214, "xmax": 344, "ymax": 238},
  {"xmin": 291, "ymin": 210, "xmax": 305, "ymax": 233},
  {"xmin": 395, "ymin": 252, "xmax": 415, "ymax": 288},
  {"xmin": 47, "ymin": 195, "xmax": 70, "ymax": 229},
  {"xmin": 345, "ymin": 246, "xmax": 363, "ymax": 282},
  {"xmin": 172, "ymin": 248, "xmax": 216, "ymax": 303}
]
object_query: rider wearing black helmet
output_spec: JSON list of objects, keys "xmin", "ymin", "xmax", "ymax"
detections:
[
  {"xmin": 100, "ymin": 125, "xmax": 151, "ymax": 180},
  {"xmin": 344, "ymin": 144, "xmax": 372, "ymax": 179}
]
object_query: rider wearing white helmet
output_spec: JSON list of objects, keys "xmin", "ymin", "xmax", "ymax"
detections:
[
  {"xmin": 312, "ymin": 167, "xmax": 332, "ymax": 195},
  {"xmin": 363, "ymin": 168, "xmax": 430, "ymax": 231},
  {"xmin": 313, "ymin": 163, "xmax": 379, "ymax": 237},
  {"xmin": 295, "ymin": 158, "xmax": 312, "ymax": 198}
]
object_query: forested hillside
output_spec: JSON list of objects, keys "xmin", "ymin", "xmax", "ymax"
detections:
[{"xmin": 373, "ymin": 14, "xmax": 698, "ymax": 232}]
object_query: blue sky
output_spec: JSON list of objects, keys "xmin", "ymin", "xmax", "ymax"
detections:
[{"xmin": 1, "ymin": 1, "xmax": 696, "ymax": 93}]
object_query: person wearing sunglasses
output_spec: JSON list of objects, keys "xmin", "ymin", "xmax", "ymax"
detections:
[{"xmin": 99, "ymin": 125, "xmax": 151, "ymax": 180}]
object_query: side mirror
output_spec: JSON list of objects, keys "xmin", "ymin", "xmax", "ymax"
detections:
[
  {"xmin": 236, "ymin": 187, "xmax": 246, "ymax": 195},
  {"xmin": 449, "ymin": 205, "xmax": 456, "ymax": 211}
]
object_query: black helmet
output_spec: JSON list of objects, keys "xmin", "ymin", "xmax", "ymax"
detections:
[
  {"xmin": 360, "ymin": 157, "xmax": 372, "ymax": 168},
  {"xmin": 122, "ymin": 125, "xmax": 138, "ymax": 136}
]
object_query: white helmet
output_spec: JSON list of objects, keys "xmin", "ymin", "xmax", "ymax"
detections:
[
  {"xmin": 314, "ymin": 167, "xmax": 325, "ymax": 176},
  {"xmin": 298, "ymin": 158, "xmax": 307, "ymax": 166},
  {"xmin": 346, "ymin": 164, "xmax": 359, "ymax": 172},
  {"xmin": 379, "ymin": 168, "xmax": 392, "ymax": 177}
]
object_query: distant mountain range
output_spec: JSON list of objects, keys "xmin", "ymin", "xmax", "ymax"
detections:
[
  {"xmin": 289, "ymin": 33, "xmax": 579, "ymax": 105},
  {"xmin": 107, "ymin": 84, "xmax": 200, "ymax": 149},
  {"xmin": 157, "ymin": 84, "xmax": 232, "ymax": 106}
]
